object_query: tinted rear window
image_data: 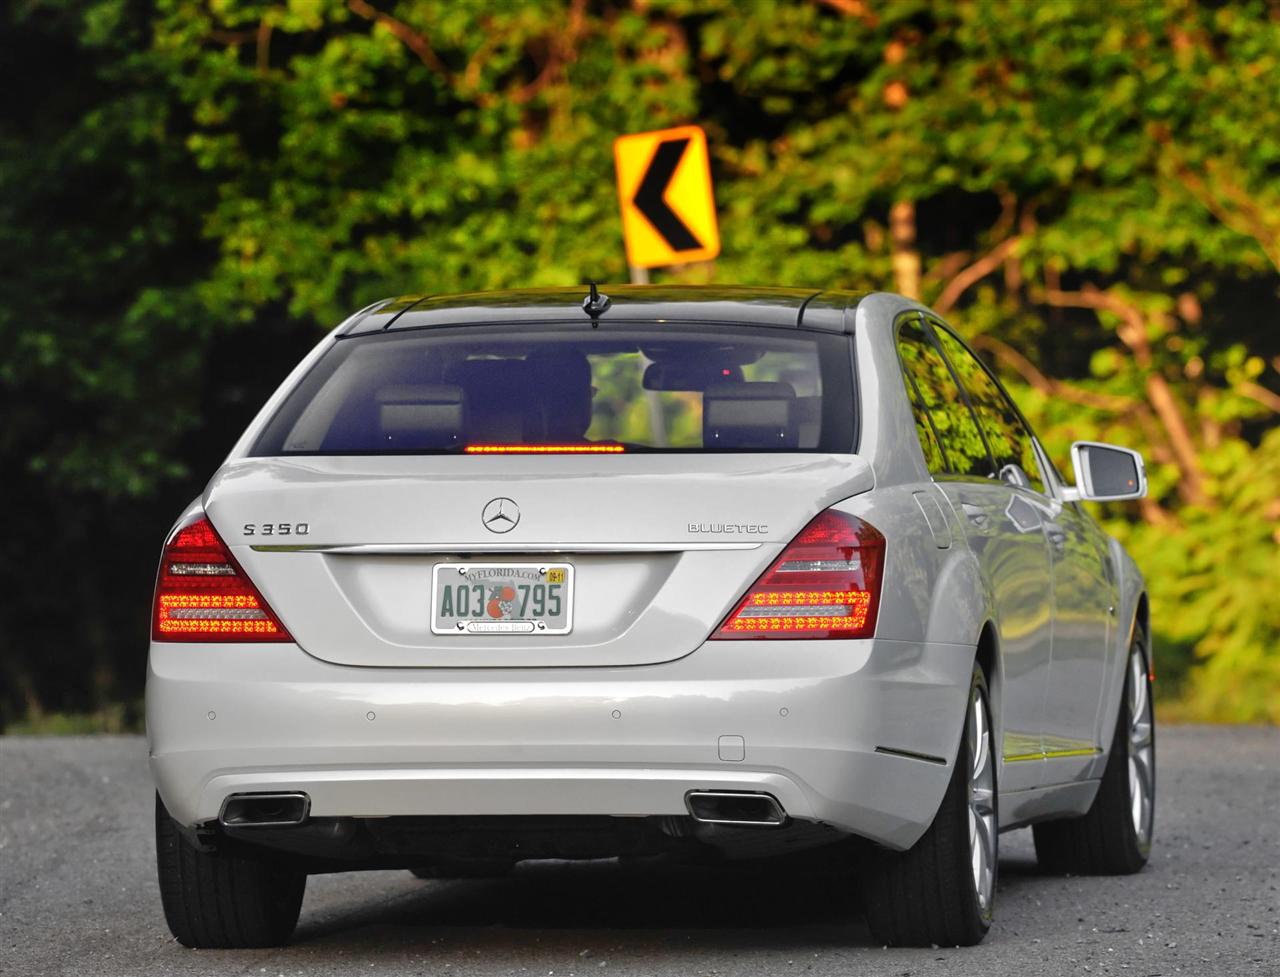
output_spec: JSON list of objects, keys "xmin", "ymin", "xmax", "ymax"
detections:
[{"xmin": 250, "ymin": 324, "xmax": 854, "ymax": 455}]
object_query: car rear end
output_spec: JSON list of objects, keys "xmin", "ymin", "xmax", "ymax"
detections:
[{"xmin": 147, "ymin": 290, "xmax": 970, "ymax": 879}]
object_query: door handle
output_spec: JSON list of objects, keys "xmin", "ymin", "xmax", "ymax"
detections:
[{"xmin": 961, "ymin": 503, "xmax": 989, "ymax": 528}]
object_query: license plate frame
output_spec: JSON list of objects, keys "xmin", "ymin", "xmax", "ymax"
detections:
[{"xmin": 430, "ymin": 562, "xmax": 574, "ymax": 636}]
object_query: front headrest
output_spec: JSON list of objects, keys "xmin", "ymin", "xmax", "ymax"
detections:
[
  {"xmin": 377, "ymin": 383, "xmax": 463, "ymax": 405},
  {"xmin": 377, "ymin": 383, "xmax": 464, "ymax": 449},
  {"xmin": 703, "ymin": 381, "xmax": 797, "ymax": 449},
  {"xmin": 448, "ymin": 359, "xmax": 539, "ymax": 442},
  {"xmin": 453, "ymin": 359, "xmax": 518, "ymax": 380}
]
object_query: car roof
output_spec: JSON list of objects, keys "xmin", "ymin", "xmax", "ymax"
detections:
[{"xmin": 339, "ymin": 285, "xmax": 868, "ymax": 336}]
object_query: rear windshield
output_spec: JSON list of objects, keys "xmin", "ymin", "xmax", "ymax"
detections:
[{"xmin": 250, "ymin": 324, "xmax": 854, "ymax": 455}]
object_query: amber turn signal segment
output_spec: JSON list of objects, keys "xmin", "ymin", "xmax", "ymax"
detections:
[
  {"xmin": 464, "ymin": 444, "xmax": 625, "ymax": 454},
  {"xmin": 151, "ymin": 513, "xmax": 292, "ymax": 642},
  {"xmin": 713, "ymin": 509, "xmax": 885, "ymax": 639}
]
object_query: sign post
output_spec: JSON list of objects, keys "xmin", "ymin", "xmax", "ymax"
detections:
[{"xmin": 614, "ymin": 124, "xmax": 720, "ymax": 445}]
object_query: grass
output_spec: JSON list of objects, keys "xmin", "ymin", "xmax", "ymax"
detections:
[{"xmin": 4, "ymin": 701, "xmax": 144, "ymax": 735}]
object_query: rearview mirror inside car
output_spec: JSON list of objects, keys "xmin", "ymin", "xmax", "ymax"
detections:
[
  {"xmin": 642, "ymin": 361, "xmax": 743, "ymax": 391},
  {"xmin": 1064, "ymin": 441, "xmax": 1147, "ymax": 502}
]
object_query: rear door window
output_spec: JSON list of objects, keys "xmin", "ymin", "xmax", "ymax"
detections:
[
  {"xmin": 896, "ymin": 320, "xmax": 992, "ymax": 478},
  {"xmin": 251, "ymin": 324, "xmax": 855, "ymax": 455}
]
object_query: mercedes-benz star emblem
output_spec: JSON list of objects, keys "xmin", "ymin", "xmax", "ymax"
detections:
[{"xmin": 481, "ymin": 497, "xmax": 520, "ymax": 534}]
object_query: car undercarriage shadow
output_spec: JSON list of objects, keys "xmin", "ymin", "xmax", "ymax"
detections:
[
  {"xmin": 293, "ymin": 857, "xmax": 867, "ymax": 949},
  {"xmin": 290, "ymin": 845, "xmax": 1062, "ymax": 952}
]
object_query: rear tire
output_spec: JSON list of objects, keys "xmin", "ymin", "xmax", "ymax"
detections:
[
  {"xmin": 1033, "ymin": 626, "xmax": 1155, "ymax": 875},
  {"xmin": 155, "ymin": 794, "xmax": 306, "ymax": 948},
  {"xmin": 863, "ymin": 664, "xmax": 996, "ymax": 947}
]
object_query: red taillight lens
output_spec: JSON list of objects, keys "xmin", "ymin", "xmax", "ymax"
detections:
[
  {"xmin": 151, "ymin": 513, "xmax": 292, "ymax": 642},
  {"xmin": 712, "ymin": 509, "xmax": 885, "ymax": 640}
]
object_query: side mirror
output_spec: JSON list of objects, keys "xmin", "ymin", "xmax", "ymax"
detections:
[{"xmin": 1062, "ymin": 441, "xmax": 1147, "ymax": 502}]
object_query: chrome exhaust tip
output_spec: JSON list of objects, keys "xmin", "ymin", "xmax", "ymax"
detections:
[
  {"xmin": 218, "ymin": 792, "xmax": 310, "ymax": 828},
  {"xmin": 685, "ymin": 790, "xmax": 786, "ymax": 827}
]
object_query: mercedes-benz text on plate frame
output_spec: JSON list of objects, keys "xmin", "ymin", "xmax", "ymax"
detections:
[{"xmin": 146, "ymin": 285, "xmax": 1152, "ymax": 951}]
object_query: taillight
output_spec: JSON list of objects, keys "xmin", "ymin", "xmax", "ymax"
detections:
[
  {"xmin": 465, "ymin": 444, "xmax": 625, "ymax": 454},
  {"xmin": 712, "ymin": 509, "xmax": 885, "ymax": 640},
  {"xmin": 151, "ymin": 513, "xmax": 292, "ymax": 642}
]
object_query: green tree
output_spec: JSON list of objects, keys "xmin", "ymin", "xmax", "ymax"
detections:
[{"xmin": 1, "ymin": 0, "xmax": 1276, "ymax": 725}]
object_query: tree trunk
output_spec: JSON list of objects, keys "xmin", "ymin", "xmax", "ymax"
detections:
[{"xmin": 890, "ymin": 199, "xmax": 921, "ymax": 300}]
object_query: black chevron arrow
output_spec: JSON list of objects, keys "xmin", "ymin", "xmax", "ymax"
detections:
[{"xmin": 632, "ymin": 138, "xmax": 702, "ymax": 251}]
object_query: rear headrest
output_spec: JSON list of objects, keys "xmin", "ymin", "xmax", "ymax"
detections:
[
  {"xmin": 703, "ymin": 381, "xmax": 797, "ymax": 449},
  {"xmin": 527, "ymin": 349, "xmax": 593, "ymax": 440},
  {"xmin": 377, "ymin": 384, "xmax": 464, "ymax": 449}
]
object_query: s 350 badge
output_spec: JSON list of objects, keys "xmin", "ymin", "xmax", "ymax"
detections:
[{"xmin": 242, "ymin": 522, "xmax": 310, "ymax": 537}]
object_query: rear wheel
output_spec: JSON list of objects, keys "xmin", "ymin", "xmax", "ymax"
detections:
[
  {"xmin": 155, "ymin": 794, "xmax": 306, "ymax": 948},
  {"xmin": 863, "ymin": 664, "xmax": 996, "ymax": 947},
  {"xmin": 1033, "ymin": 628, "xmax": 1154, "ymax": 875}
]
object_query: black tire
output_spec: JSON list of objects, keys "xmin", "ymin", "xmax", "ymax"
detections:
[
  {"xmin": 155, "ymin": 794, "xmax": 306, "ymax": 948},
  {"xmin": 1033, "ymin": 626, "xmax": 1155, "ymax": 875},
  {"xmin": 863, "ymin": 664, "xmax": 997, "ymax": 947}
]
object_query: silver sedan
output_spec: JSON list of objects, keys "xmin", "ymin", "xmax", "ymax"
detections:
[{"xmin": 147, "ymin": 286, "xmax": 1154, "ymax": 948}]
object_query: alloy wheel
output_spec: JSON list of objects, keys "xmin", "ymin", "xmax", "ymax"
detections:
[
  {"xmin": 967, "ymin": 683, "xmax": 997, "ymax": 912},
  {"xmin": 1127, "ymin": 648, "xmax": 1155, "ymax": 848}
]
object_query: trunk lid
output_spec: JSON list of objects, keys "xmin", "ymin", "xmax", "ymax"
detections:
[{"xmin": 206, "ymin": 454, "xmax": 873, "ymax": 667}]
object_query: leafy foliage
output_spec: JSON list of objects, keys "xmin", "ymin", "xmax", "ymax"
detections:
[{"xmin": 1, "ymin": 0, "xmax": 1276, "ymax": 725}]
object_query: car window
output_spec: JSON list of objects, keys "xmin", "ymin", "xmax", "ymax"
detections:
[
  {"xmin": 250, "ymin": 324, "xmax": 855, "ymax": 455},
  {"xmin": 896, "ymin": 320, "xmax": 992, "ymax": 478},
  {"xmin": 931, "ymin": 323, "xmax": 1045, "ymax": 493},
  {"xmin": 896, "ymin": 323, "xmax": 947, "ymax": 474}
]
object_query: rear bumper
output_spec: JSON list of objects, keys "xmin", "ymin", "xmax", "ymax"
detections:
[{"xmin": 147, "ymin": 637, "xmax": 974, "ymax": 850}]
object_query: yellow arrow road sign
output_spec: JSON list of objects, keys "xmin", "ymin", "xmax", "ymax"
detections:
[{"xmin": 614, "ymin": 125, "xmax": 720, "ymax": 269}]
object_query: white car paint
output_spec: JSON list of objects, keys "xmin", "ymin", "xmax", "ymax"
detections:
[{"xmin": 147, "ymin": 288, "xmax": 1147, "ymax": 855}]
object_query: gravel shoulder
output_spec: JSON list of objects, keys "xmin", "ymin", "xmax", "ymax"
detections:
[{"xmin": 1, "ymin": 726, "xmax": 1277, "ymax": 977}]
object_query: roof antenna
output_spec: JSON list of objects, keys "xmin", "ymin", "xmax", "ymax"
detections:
[{"xmin": 582, "ymin": 280, "xmax": 610, "ymax": 325}]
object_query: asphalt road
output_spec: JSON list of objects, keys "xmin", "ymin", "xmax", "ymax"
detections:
[{"xmin": 1, "ymin": 727, "xmax": 1276, "ymax": 977}]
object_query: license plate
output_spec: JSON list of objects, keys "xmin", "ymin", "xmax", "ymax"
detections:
[{"xmin": 431, "ymin": 563, "xmax": 574, "ymax": 635}]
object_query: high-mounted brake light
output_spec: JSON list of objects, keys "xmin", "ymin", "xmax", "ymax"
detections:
[
  {"xmin": 465, "ymin": 444, "xmax": 625, "ymax": 454},
  {"xmin": 151, "ymin": 513, "xmax": 292, "ymax": 642},
  {"xmin": 713, "ymin": 509, "xmax": 885, "ymax": 640},
  {"xmin": 465, "ymin": 445, "xmax": 624, "ymax": 455}
]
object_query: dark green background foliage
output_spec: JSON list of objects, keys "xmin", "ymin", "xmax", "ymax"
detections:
[{"xmin": 1, "ymin": 0, "xmax": 1276, "ymax": 728}]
